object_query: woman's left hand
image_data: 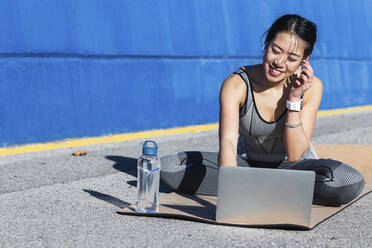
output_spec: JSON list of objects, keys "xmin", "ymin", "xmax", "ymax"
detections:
[{"xmin": 288, "ymin": 60, "xmax": 314, "ymax": 101}]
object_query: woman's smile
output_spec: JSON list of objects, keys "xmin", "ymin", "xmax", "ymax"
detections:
[{"xmin": 268, "ymin": 65, "xmax": 283, "ymax": 77}]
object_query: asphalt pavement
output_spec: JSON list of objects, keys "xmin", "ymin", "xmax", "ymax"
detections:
[{"xmin": 1, "ymin": 110, "xmax": 372, "ymax": 248}]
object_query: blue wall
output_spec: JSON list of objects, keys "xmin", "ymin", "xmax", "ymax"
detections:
[{"xmin": 0, "ymin": 0, "xmax": 371, "ymax": 147}]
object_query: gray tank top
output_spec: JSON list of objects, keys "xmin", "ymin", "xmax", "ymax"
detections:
[{"xmin": 233, "ymin": 67, "xmax": 318, "ymax": 163}]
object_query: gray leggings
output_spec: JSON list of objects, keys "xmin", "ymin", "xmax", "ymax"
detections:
[{"xmin": 160, "ymin": 151, "xmax": 365, "ymax": 206}]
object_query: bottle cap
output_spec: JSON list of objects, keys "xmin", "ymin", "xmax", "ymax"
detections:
[{"xmin": 142, "ymin": 140, "xmax": 158, "ymax": 156}]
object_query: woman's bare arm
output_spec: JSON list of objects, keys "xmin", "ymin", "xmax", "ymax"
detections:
[
  {"xmin": 218, "ymin": 74, "xmax": 246, "ymax": 166},
  {"xmin": 284, "ymin": 75, "xmax": 323, "ymax": 161}
]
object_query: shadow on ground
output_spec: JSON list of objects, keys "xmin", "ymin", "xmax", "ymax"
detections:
[
  {"xmin": 83, "ymin": 155, "xmax": 172, "ymax": 208},
  {"xmin": 83, "ymin": 189, "xmax": 131, "ymax": 208},
  {"xmin": 106, "ymin": 155, "xmax": 173, "ymax": 192},
  {"xmin": 106, "ymin": 155, "xmax": 137, "ymax": 177}
]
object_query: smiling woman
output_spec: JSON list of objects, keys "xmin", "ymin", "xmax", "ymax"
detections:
[{"xmin": 159, "ymin": 14, "xmax": 365, "ymax": 206}]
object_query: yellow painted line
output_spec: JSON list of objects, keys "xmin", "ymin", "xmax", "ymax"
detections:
[
  {"xmin": 0, "ymin": 123, "xmax": 219, "ymax": 156},
  {"xmin": 317, "ymin": 104, "xmax": 372, "ymax": 117},
  {"xmin": 1, "ymin": 104, "xmax": 372, "ymax": 156}
]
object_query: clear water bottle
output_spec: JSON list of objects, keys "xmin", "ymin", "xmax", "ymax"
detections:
[{"xmin": 135, "ymin": 140, "xmax": 160, "ymax": 213}]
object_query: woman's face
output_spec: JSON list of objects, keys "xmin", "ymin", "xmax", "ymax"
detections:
[{"xmin": 262, "ymin": 31, "xmax": 308, "ymax": 84}]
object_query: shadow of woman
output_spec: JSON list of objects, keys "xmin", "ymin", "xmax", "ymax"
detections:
[
  {"xmin": 82, "ymin": 156, "xmax": 139, "ymax": 209},
  {"xmin": 105, "ymin": 155, "xmax": 173, "ymax": 193},
  {"xmin": 106, "ymin": 155, "xmax": 138, "ymax": 177}
]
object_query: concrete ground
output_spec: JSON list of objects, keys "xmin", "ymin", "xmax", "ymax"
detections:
[{"xmin": 1, "ymin": 110, "xmax": 372, "ymax": 248}]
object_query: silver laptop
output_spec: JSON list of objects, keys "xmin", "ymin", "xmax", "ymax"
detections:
[{"xmin": 216, "ymin": 166, "xmax": 315, "ymax": 227}]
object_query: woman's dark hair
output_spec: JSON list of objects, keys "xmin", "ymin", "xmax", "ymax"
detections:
[{"xmin": 263, "ymin": 14, "xmax": 317, "ymax": 59}]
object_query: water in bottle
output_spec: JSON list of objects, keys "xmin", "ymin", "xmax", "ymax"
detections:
[{"xmin": 135, "ymin": 140, "xmax": 160, "ymax": 213}]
